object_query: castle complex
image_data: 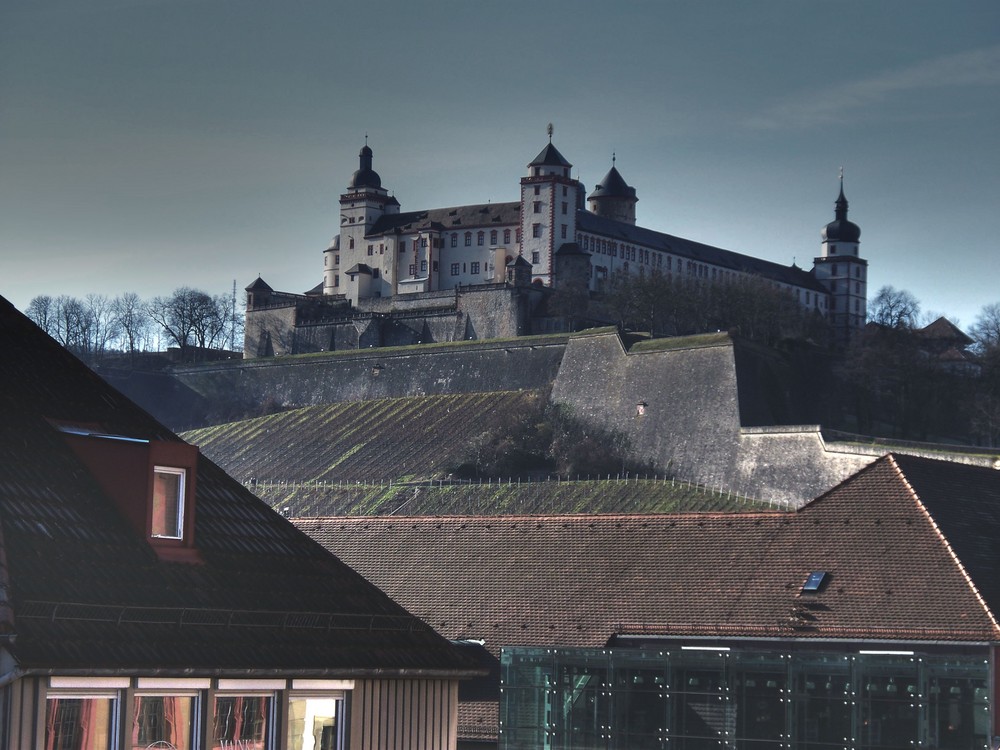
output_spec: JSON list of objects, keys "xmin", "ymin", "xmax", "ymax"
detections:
[{"xmin": 244, "ymin": 136, "xmax": 867, "ymax": 357}]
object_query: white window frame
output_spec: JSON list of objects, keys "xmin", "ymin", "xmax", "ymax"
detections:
[{"xmin": 152, "ymin": 466, "xmax": 186, "ymax": 539}]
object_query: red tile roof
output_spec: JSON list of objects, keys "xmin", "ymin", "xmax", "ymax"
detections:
[{"xmin": 298, "ymin": 454, "xmax": 1000, "ymax": 652}]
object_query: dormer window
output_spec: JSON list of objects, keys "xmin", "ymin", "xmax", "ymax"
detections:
[
  {"xmin": 152, "ymin": 467, "xmax": 186, "ymax": 539},
  {"xmin": 54, "ymin": 423, "xmax": 201, "ymax": 562}
]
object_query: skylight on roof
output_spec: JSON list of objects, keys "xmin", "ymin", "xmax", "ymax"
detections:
[{"xmin": 802, "ymin": 571, "xmax": 828, "ymax": 592}]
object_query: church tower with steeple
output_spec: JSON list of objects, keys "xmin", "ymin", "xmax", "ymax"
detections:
[{"xmin": 813, "ymin": 174, "xmax": 867, "ymax": 341}]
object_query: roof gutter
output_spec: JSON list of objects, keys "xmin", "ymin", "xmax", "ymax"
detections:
[
  {"xmin": 19, "ymin": 667, "xmax": 488, "ymax": 680},
  {"xmin": 611, "ymin": 634, "xmax": 995, "ymax": 649}
]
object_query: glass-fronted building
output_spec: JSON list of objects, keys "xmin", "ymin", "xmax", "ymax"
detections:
[{"xmin": 501, "ymin": 645, "xmax": 992, "ymax": 750}]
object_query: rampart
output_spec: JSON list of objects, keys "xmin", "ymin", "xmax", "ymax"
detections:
[
  {"xmin": 549, "ymin": 329, "xmax": 877, "ymax": 505},
  {"xmin": 168, "ymin": 334, "xmax": 569, "ymax": 426}
]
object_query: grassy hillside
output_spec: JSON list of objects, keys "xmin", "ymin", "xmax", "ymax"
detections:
[
  {"xmin": 184, "ymin": 388, "xmax": 779, "ymax": 516},
  {"xmin": 250, "ymin": 476, "xmax": 777, "ymax": 517},
  {"xmin": 183, "ymin": 390, "xmax": 546, "ymax": 484}
]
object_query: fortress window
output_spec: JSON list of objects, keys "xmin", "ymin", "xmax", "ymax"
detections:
[
  {"xmin": 451, "ymin": 234, "xmax": 458, "ymax": 247},
  {"xmin": 491, "ymin": 230, "xmax": 498, "ymax": 245},
  {"xmin": 451, "ymin": 263, "xmax": 459, "ymax": 276},
  {"xmin": 532, "ymin": 224, "xmax": 542, "ymax": 238},
  {"xmin": 533, "ymin": 201, "xmax": 542, "ymax": 214},
  {"xmin": 562, "ymin": 202, "xmax": 568, "ymax": 215},
  {"xmin": 832, "ymin": 263, "xmax": 838, "ymax": 276},
  {"xmin": 335, "ymin": 254, "xmax": 340, "ymax": 264},
  {"xmin": 531, "ymin": 251, "xmax": 540, "ymax": 265},
  {"xmin": 349, "ymin": 237, "xmax": 355, "ymax": 249},
  {"xmin": 516, "ymin": 228, "xmax": 521, "ymax": 243},
  {"xmin": 334, "ymin": 274, "xmax": 339, "ymax": 287},
  {"xmin": 400, "ymin": 241, "xmax": 407, "ymax": 252},
  {"xmin": 471, "ymin": 262, "xmax": 480, "ymax": 274},
  {"xmin": 830, "ymin": 245, "xmax": 837, "ymax": 254},
  {"xmin": 372, "ymin": 269, "xmax": 380, "ymax": 279},
  {"xmin": 367, "ymin": 245, "xmax": 373, "ymax": 256},
  {"xmin": 420, "ymin": 260, "xmax": 427, "ymax": 272},
  {"xmin": 561, "ymin": 225, "xmax": 567, "ymax": 239},
  {"xmin": 420, "ymin": 237, "xmax": 427, "ymax": 247},
  {"xmin": 465, "ymin": 232, "xmax": 472, "ymax": 246},
  {"xmin": 409, "ymin": 264, "xmax": 417, "ymax": 276},
  {"xmin": 534, "ymin": 185, "xmax": 540, "ymax": 196},
  {"xmin": 380, "ymin": 243, "xmax": 384, "ymax": 254},
  {"xmin": 504, "ymin": 229, "xmax": 511, "ymax": 244},
  {"xmin": 562, "ymin": 186, "xmax": 568, "ymax": 196},
  {"xmin": 477, "ymin": 231, "xmax": 485, "ymax": 246}
]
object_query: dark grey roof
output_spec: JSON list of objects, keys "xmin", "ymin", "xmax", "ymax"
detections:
[
  {"xmin": 578, "ymin": 211, "xmax": 827, "ymax": 293},
  {"xmin": 588, "ymin": 165, "xmax": 636, "ymax": 201},
  {"xmin": 555, "ymin": 242, "xmax": 589, "ymax": 256},
  {"xmin": 821, "ymin": 186, "xmax": 861, "ymax": 243},
  {"xmin": 0, "ymin": 295, "xmax": 475, "ymax": 677},
  {"xmin": 529, "ymin": 142, "xmax": 572, "ymax": 168},
  {"xmin": 368, "ymin": 202, "xmax": 520, "ymax": 237},
  {"xmin": 345, "ymin": 263, "xmax": 373, "ymax": 276},
  {"xmin": 508, "ymin": 254, "xmax": 532, "ymax": 268},
  {"xmin": 245, "ymin": 276, "xmax": 273, "ymax": 292},
  {"xmin": 349, "ymin": 144, "xmax": 382, "ymax": 190}
]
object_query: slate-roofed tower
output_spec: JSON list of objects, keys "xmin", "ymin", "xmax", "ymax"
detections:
[
  {"xmin": 327, "ymin": 140, "xmax": 400, "ymax": 303},
  {"xmin": 813, "ymin": 173, "xmax": 867, "ymax": 341},
  {"xmin": 519, "ymin": 126, "xmax": 583, "ymax": 287},
  {"xmin": 588, "ymin": 154, "xmax": 638, "ymax": 225}
]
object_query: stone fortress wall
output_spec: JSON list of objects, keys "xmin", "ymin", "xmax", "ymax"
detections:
[{"xmin": 116, "ymin": 329, "xmax": 997, "ymax": 507}]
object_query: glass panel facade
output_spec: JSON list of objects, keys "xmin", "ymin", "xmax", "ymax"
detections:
[
  {"xmin": 500, "ymin": 647, "xmax": 992, "ymax": 750},
  {"xmin": 212, "ymin": 695, "xmax": 273, "ymax": 749},
  {"xmin": 287, "ymin": 696, "xmax": 343, "ymax": 750},
  {"xmin": 46, "ymin": 697, "xmax": 116, "ymax": 750},
  {"xmin": 131, "ymin": 695, "xmax": 196, "ymax": 749}
]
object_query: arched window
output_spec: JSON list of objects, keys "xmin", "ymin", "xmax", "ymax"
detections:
[{"xmin": 465, "ymin": 232, "xmax": 472, "ymax": 246}]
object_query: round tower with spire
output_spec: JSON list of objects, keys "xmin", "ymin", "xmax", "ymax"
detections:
[
  {"xmin": 812, "ymin": 171, "xmax": 867, "ymax": 340},
  {"xmin": 587, "ymin": 153, "xmax": 638, "ymax": 225}
]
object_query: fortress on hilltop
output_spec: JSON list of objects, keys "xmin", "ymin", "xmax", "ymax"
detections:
[{"xmin": 243, "ymin": 135, "xmax": 868, "ymax": 357}]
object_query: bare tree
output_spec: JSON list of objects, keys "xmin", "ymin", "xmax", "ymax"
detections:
[
  {"xmin": 25, "ymin": 295, "xmax": 57, "ymax": 336},
  {"xmin": 146, "ymin": 287, "xmax": 236, "ymax": 361},
  {"xmin": 869, "ymin": 286, "xmax": 920, "ymax": 329},
  {"xmin": 111, "ymin": 292, "xmax": 151, "ymax": 363},
  {"xmin": 969, "ymin": 302, "xmax": 1000, "ymax": 354},
  {"xmin": 84, "ymin": 293, "xmax": 120, "ymax": 363}
]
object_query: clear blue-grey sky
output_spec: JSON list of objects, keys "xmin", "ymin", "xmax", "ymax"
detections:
[{"xmin": 2, "ymin": 0, "xmax": 998, "ymax": 329}]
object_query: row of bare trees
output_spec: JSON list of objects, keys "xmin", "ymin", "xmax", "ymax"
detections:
[{"xmin": 25, "ymin": 287, "xmax": 242, "ymax": 365}]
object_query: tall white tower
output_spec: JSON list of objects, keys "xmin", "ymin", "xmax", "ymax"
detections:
[
  {"xmin": 813, "ymin": 173, "xmax": 867, "ymax": 341},
  {"xmin": 326, "ymin": 142, "xmax": 398, "ymax": 304},
  {"xmin": 519, "ymin": 127, "xmax": 582, "ymax": 287}
]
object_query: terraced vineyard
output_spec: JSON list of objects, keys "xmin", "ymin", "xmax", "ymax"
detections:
[
  {"xmin": 250, "ymin": 476, "xmax": 778, "ymax": 517},
  {"xmin": 184, "ymin": 389, "xmax": 782, "ymax": 516},
  {"xmin": 183, "ymin": 391, "xmax": 545, "ymax": 484}
]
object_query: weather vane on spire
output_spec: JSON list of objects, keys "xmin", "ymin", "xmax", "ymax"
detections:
[
  {"xmin": 612, "ymin": 151, "xmax": 616, "ymax": 166},
  {"xmin": 547, "ymin": 123, "xmax": 554, "ymax": 142},
  {"xmin": 365, "ymin": 132, "xmax": 369, "ymax": 146},
  {"xmin": 839, "ymin": 166, "xmax": 844, "ymax": 185}
]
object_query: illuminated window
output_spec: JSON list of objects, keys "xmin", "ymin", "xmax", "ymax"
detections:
[
  {"xmin": 46, "ymin": 694, "xmax": 117, "ymax": 750},
  {"xmin": 213, "ymin": 695, "xmax": 273, "ymax": 750},
  {"xmin": 288, "ymin": 695, "xmax": 345, "ymax": 750},
  {"xmin": 152, "ymin": 467, "xmax": 185, "ymax": 539},
  {"xmin": 132, "ymin": 694, "xmax": 196, "ymax": 750}
]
